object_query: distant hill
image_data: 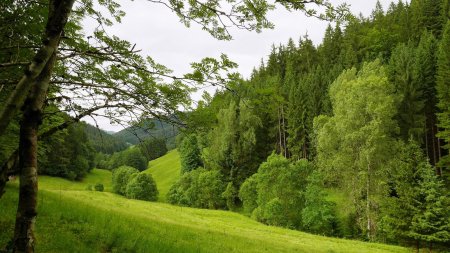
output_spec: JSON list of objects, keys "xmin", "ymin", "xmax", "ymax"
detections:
[
  {"xmin": 83, "ymin": 123, "xmax": 128, "ymax": 154},
  {"xmin": 113, "ymin": 118, "xmax": 178, "ymax": 149},
  {"xmin": 83, "ymin": 118, "xmax": 179, "ymax": 154}
]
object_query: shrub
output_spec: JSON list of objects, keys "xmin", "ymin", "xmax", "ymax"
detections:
[
  {"xmin": 108, "ymin": 148, "xmax": 148, "ymax": 171},
  {"xmin": 222, "ymin": 182, "xmax": 238, "ymax": 211},
  {"xmin": 94, "ymin": 183, "xmax": 104, "ymax": 192},
  {"xmin": 112, "ymin": 166, "xmax": 139, "ymax": 195},
  {"xmin": 196, "ymin": 169, "xmax": 225, "ymax": 209},
  {"xmin": 242, "ymin": 154, "xmax": 312, "ymax": 229},
  {"xmin": 123, "ymin": 148, "xmax": 148, "ymax": 171},
  {"xmin": 239, "ymin": 174, "xmax": 258, "ymax": 215},
  {"xmin": 125, "ymin": 173, "xmax": 158, "ymax": 201},
  {"xmin": 167, "ymin": 168, "xmax": 225, "ymax": 209},
  {"xmin": 301, "ymin": 171, "xmax": 337, "ymax": 235}
]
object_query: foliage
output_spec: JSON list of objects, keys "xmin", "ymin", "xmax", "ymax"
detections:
[
  {"xmin": 39, "ymin": 123, "xmax": 95, "ymax": 180},
  {"xmin": 125, "ymin": 173, "xmax": 158, "ymax": 201},
  {"xmin": 436, "ymin": 21, "xmax": 450, "ymax": 172},
  {"xmin": 238, "ymin": 174, "xmax": 258, "ymax": 215},
  {"xmin": 107, "ymin": 147, "xmax": 148, "ymax": 172},
  {"xmin": 111, "ymin": 166, "xmax": 139, "ymax": 195},
  {"xmin": 83, "ymin": 123, "xmax": 128, "ymax": 154},
  {"xmin": 204, "ymin": 100, "xmax": 263, "ymax": 187},
  {"xmin": 178, "ymin": 134, "xmax": 202, "ymax": 174},
  {"xmin": 167, "ymin": 168, "xmax": 225, "ymax": 209},
  {"xmin": 222, "ymin": 182, "xmax": 238, "ymax": 211},
  {"xmin": 249, "ymin": 154, "xmax": 310, "ymax": 229},
  {"xmin": 138, "ymin": 138, "xmax": 168, "ymax": 162},
  {"xmin": 380, "ymin": 141, "xmax": 450, "ymax": 248},
  {"xmin": 315, "ymin": 60, "xmax": 399, "ymax": 239},
  {"xmin": 94, "ymin": 183, "xmax": 104, "ymax": 192},
  {"xmin": 409, "ymin": 163, "xmax": 450, "ymax": 246},
  {"xmin": 301, "ymin": 171, "xmax": 337, "ymax": 236}
]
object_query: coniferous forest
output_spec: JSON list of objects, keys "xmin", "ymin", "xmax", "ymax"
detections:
[{"xmin": 0, "ymin": 0, "xmax": 450, "ymax": 252}]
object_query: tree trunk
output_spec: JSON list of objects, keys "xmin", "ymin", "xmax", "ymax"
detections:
[
  {"xmin": 278, "ymin": 106, "xmax": 283, "ymax": 155},
  {"xmin": 366, "ymin": 159, "xmax": 371, "ymax": 241},
  {"xmin": 281, "ymin": 105, "xmax": 287, "ymax": 158},
  {"xmin": 0, "ymin": 150, "xmax": 19, "ymax": 199},
  {"xmin": 13, "ymin": 47, "xmax": 58, "ymax": 252},
  {"xmin": 0, "ymin": 102, "xmax": 110, "ymax": 200},
  {"xmin": 0, "ymin": 0, "xmax": 76, "ymax": 137},
  {"xmin": 13, "ymin": 103, "xmax": 40, "ymax": 253}
]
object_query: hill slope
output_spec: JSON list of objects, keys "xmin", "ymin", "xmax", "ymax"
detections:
[
  {"xmin": 0, "ymin": 171, "xmax": 407, "ymax": 253},
  {"xmin": 113, "ymin": 119, "xmax": 178, "ymax": 148},
  {"xmin": 145, "ymin": 149, "xmax": 181, "ymax": 202}
]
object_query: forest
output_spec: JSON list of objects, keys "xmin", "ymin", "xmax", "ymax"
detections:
[
  {"xmin": 171, "ymin": 0, "xmax": 450, "ymax": 247},
  {"xmin": 0, "ymin": 0, "xmax": 449, "ymax": 252}
]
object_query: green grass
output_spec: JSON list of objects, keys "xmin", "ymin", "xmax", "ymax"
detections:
[
  {"xmin": 145, "ymin": 149, "xmax": 181, "ymax": 202},
  {"xmin": 0, "ymin": 171, "xmax": 407, "ymax": 253},
  {"xmin": 38, "ymin": 168, "xmax": 112, "ymax": 192}
]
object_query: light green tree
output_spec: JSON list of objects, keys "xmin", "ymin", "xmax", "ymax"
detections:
[{"xmin": 315, "ymin": 60, "xmax": 399, "ymax": 240}]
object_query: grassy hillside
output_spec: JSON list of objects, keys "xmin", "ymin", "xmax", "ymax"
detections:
[
  {"xmin": 38, "ymin": 168, "xmax": 112, "ymax": 192},
  {"xmin": 0, "ymin": 170, "xmax": 407, "ymax": 253},
  {"xmin": 145, "ymin": 149, "xmax": 181, "ymax": 202}
]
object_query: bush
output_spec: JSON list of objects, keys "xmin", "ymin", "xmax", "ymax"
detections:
[
  {"xmin": 239, "ymin": 174, "xmax": 258, "ymax": 215},
  {"xmin": 167, "ymin": 168, "xmax": 225, "ymax": 209},
  {"xmin": 301, "ymin": 171, "xmax": 337, "ymax": 235},
  {"xmin": 222, "ymin": 182, "xmax": 238, "ymax": 211},
  {"xmin": 123, "ymin": 148, "xmax": 148, "ymax": 171},
  {"xmin": 107, "ymin": 148, "xmax": 148, "ymax": 171},
  {"xmin": 240, "ymin": 154, "xmax": 312, "ymax": 229},
  {"xmin": 125, "ymin": 173, "xmax": 158, "ymax": 201},
  {"xmin": 94, "ymin": 183, "xmax": 104, "ymax": 192},
  {"xmin": 196, "ymin": 170, "xmax": 225, "ymax": 209},
  {"xmin": 112, "ymin": 166, "xmax": 139, "ymax": 195}
]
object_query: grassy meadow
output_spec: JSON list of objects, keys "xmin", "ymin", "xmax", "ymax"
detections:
[
  {"xmin": 0, "ymin": 151, "xmax": 408, "ymax": 253},
  {"xmin": 145, "ymin": 149, "xmax": 181, "ymax": 201}
]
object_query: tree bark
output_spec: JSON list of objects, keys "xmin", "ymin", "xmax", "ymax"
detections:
[
  {"xmin": 13, "ymin": 102, "xmax": 40, "ymax": 253},
  {"xmin": 366, "ymin": 159, "xmax": 372, "ymax": 241},
  {"xmin": 0, "ymin": 150, "xmax": 19, "ymax": 198},
  {"xmin": 0, "ymin": 0, "xmax": 75, "ymax": 137},
  {"xmin": 13, "ymin": 50, "xmax": 58, "ymax": 253}
]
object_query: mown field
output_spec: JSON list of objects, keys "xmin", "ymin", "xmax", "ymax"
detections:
[{"xmin": 0, "ymin": 152, "xmax": 408, "ymax": 253}]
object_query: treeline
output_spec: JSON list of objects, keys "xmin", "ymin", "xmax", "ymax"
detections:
[
  {"xmin": 96, "ymin": 138, "xmax": 168, "ymax": 171},
  {"xmin": 169, "ymin": 0, "xmax": 450, "ymax": 250},
  {"xmin": 114, "ymin": 119, "xmax": 178, "ymax": 149},
  {"xmin": 83, "ymin": 123, "xmax": 128, "ymax": 154}
]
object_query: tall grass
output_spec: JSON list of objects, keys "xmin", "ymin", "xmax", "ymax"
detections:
[{"xmin": 0, "ymin": 180, "xmax": 407, "ymax": 253}]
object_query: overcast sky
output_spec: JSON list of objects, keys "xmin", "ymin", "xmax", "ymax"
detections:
[{"xmin": 83, "ymin": 0, "xmax": 397, "ymax": 132}]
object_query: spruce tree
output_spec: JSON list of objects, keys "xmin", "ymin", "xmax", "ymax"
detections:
[
  {"xmin": 409, "ymin": 162, "xmax": 450, "ymax": 250},
  {"xmin": 436, "ymin": 21, "xmax": 450, "ymax": 173}
]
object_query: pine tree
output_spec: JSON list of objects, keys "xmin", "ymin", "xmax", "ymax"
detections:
[
  {"xmin": 179, "ymin": 134, "xmax": 202, "ymax": 174},
  {"xmin": 409, "ymin": 162, "xmax": 450, "ymax": 251},
  {"xmin": 436, "ymin": 21, "xmax": 450, "ymax": 174},
  {"xmin": 414, "ymin": 32, "xmax": 440, "ymax": 167},
  {"xmin": 388, "ymin": 43, "xmax": 424, "ymax": 141}
]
